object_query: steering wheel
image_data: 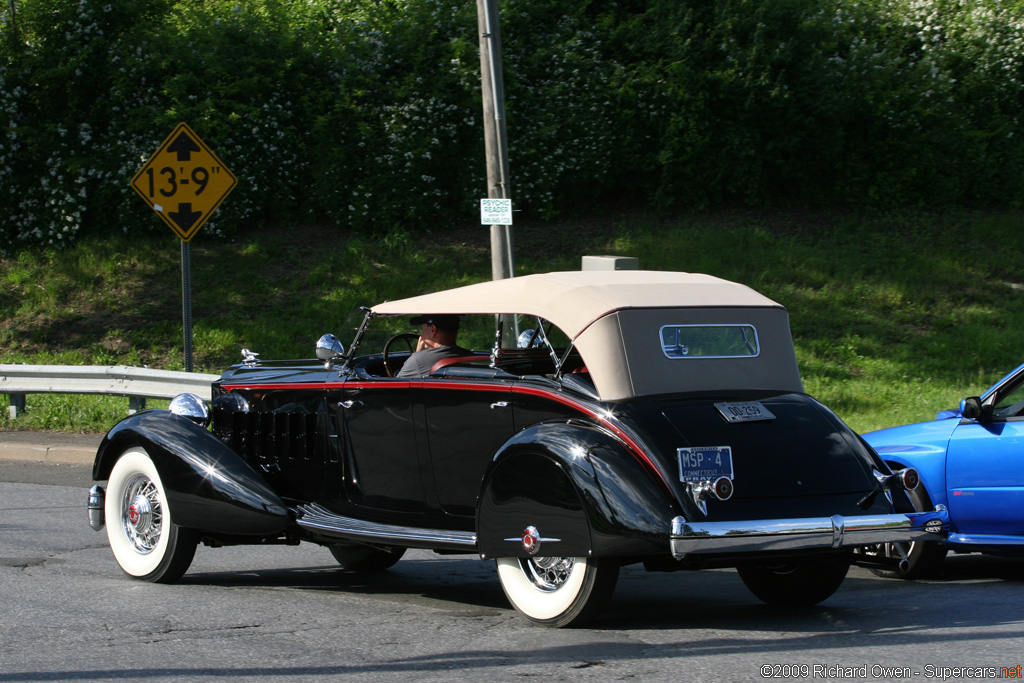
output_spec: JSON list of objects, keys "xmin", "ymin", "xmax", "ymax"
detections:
[{"xmin": 382, "ymin": 333, "xmax": 420, "ymax": 377}]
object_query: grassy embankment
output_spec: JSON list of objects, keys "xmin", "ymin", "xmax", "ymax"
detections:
[{"xmin": 2, "ymin": 209, "xmax": 1023, "ymax": 434}]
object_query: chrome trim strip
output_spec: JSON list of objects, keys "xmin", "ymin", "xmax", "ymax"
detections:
[
  {"xmin": 670, "ymin": 509, "xmax": 949, "ymax": 559},
  {"xmin": 294, "ymin": 503, "xmax": 477, "ymax": 550}
]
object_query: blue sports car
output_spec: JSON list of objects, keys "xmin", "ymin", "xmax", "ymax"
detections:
[{"xmin": 863, "ymin": 361, "xmax": 1024, "ymax": 578}]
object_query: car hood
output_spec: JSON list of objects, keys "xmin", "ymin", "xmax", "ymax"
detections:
[
  {"xmin": 862, "ymin": 418, "xmax": 959, "ymax": 459},
  {"xmin": 217, "ymin": 360, "xmax": 335, "ymax": 387}
]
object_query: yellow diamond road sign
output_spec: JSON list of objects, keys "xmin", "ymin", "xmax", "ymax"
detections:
[{"xmin": 131, "ymin": 123, "xmax": 238, "ymax": 242}]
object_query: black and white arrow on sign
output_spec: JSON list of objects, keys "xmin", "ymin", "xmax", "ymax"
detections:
[{"xmin": 166, "ymin": 131, "xmax": 202, "ymax": 162}]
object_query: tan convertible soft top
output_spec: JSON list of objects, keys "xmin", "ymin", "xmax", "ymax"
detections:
[
  {"xmin": 373, "ymin": 271, "xmax": 779, "ymax": 338},
  {"xmin": 372, "ymin": 271, "xmax": 803, "ymax": 400}
]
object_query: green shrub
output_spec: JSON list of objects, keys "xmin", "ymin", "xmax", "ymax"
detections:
[
  {"xmin": 602, "ymin": 0, "xmax": 1024, "ymax": 209},
  {"xmin": 2, "ymin": 0, "xmax": 1023, "ymax": 251}
]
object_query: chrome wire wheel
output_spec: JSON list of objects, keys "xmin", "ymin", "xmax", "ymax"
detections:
[
  {"xmin": 521, "ymin": 556, "xmax": 575, "ymax": 591},
  {"xmin": 105, "ymin": 448, "xmax": 197, "ymax": 583},
  {"xmin": 119, "ymin": 473, "xmax": 164, "ymax": 554}
]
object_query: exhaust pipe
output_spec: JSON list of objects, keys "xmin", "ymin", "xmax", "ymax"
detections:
[
  {"xmin": 853, "ymin": 550, "xmax": 912, "ymax": 574},
  {"xmin": 853, "ymin": 540, "xmax": 913, "ymax": 573},
  {"xmin": 892, "ymin": 540, "xmax": 911, "ymax": 574}
]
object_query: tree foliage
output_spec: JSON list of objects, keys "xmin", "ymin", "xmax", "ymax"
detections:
[{"xmin": 2, "ymin": 0, "xmax": 1023, "ymax": 250}]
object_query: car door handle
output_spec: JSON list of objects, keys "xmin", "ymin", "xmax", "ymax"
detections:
[
  {"xmin": 338, "ymin": 400, "xmax": 363, "ymax": 409},
  {"xmin": 490, "ymin": 401, "xmax": 508, "ymax": 409}
]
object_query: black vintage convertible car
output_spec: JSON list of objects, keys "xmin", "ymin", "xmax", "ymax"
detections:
[{"xmin": 87, "ymin": 271, "xmax": 948, "ymax": 626}]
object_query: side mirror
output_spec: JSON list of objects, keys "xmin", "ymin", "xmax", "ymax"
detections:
[
  {"xmin": 316, "ymin": 333, "xmax": 345, "ymax": 364},
  {"xmin": 959, "ymin": 396, "xmax": 982, "ymax": 420}
]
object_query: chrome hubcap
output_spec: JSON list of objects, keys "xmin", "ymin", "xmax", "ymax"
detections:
[
  {"xmin": 128, "ymin": 494, "xmax": 154, "ymax": 534},
  {"xmin": 521, "ymin": 557, "xmax": 575, "ymax": 592},
  {"xmin": 120, "ymin": 474, "xmax": 162, "ymax": 554}
]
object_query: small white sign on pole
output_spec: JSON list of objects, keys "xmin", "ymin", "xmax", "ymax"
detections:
[{"xmin": 480, "ymin": 198, "xmax": 513, "ymax": 225}]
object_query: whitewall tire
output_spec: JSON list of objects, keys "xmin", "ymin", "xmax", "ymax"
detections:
[
  {"xmin": 496, "ymin": 556, "xmax": 618, "ymax": 627},
  {"xmin": 104, "ymin": 447, "xmax": 197, "ymax": 583}
]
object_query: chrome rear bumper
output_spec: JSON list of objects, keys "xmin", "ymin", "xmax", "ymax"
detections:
[{"xmin": 670, "ymin": 508, "xmax": 948, "ymax": 559}]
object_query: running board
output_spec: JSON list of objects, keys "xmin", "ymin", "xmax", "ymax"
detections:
[{"xmin": 294, "ymin": 503, "xmax": 477, "ymax": 551}]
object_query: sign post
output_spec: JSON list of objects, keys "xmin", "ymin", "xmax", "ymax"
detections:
[
  {"xmin": 131, "ymin": 123, "xmax": 237, "ymax": 372},
  {"xmin": 477, "ymin": 0, "xmax": 515, "ymax": 281},
  {"xmin": 181, "ymin": 241, "xmax": 193, "ymax": 371}
]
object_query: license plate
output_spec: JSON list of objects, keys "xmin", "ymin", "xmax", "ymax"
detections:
[
  {"xmin": 678, "ymin": 446, "xmax": 733, "ymax": 482},
  {"xmin": 715, "ymin": 400, "xmax": 775, "ymax": 423}
]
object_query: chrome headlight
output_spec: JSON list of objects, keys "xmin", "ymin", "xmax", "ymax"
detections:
[
  {"xmin": 169, "ymin": 393, "xmax": 211, "ymax": 428},
  {"xmin": 316, "ymin": 333, "xmax": 345, "ymax": 366}
]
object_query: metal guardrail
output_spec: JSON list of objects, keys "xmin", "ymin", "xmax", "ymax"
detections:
[{"xmin": 0, "ymin": 364, "xmax": 220, "ymax": 419}]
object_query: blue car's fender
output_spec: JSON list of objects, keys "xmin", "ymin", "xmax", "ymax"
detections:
[
  {"xmin": 476, "ymin": 420, "xmax": 678, "ymax": 560},
  {"xmin": 863, "ymin": 418, "xmax": 959, "ymax": 509},
  {"xmin": 94, "ymin": 410, "xmax": 290, "ymax": 537}
]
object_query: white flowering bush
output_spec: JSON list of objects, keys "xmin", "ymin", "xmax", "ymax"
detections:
[
  {"xmin": 809, "ymin": 0, "xmax": 1024, "ymax": 206},
  {"xmin": 312, "ymin": 0, "xmax": 483, "ymax": 231},
  {"xmin": 612, "ymin": 0, "xmax": 1024, "ymax": 209},
  {"xmin": 501, "ymin": 0, "xmax": 622, "ymax": 216},
  {"xmin": 1, "ymin": 0, "xmax": 126, "ymax": 250},
  {"xmin": 2, "ymin": 0, "xmax": 1023, "ymax": 252}
]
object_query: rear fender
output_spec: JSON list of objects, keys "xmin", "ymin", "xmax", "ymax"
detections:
[
  {"xmin": 476, "ymin": 421, "xmax": 677, "ymax": 560},
  {"xmin": 94, "ymin": 410, "xmax": 290, "ymax": 537}
]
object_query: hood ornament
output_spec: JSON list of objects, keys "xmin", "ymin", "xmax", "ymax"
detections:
[{"xmin": 240, "ymin": 348, "xmax": 260, "ymax": 367}]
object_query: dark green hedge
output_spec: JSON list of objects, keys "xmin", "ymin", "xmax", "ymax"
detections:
[{"xmin": 2, "ymin": 0, "xmax": 1023, "ymax": 250}]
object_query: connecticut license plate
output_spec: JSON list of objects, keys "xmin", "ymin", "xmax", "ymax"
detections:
[
  {"xmin": 714, "ymin": 400, "xmax": 775, "ymax": 423},
  {"xmin": 677, "ymin": 446, "xmax": 733, "ymax": 482}
]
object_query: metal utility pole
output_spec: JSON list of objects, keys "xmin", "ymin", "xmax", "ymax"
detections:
[
  {"xmin": 477, "ymin": 0, "xmax": 515, "ymax": 281},
  {"xmin": 181, "ymin": 241, "xmax": 194, "ymax": 372}
]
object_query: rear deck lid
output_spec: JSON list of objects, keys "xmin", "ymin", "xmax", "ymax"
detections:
[{"xmin": 656, "ymin": 393, "xmax": 875, "ymax": 499}]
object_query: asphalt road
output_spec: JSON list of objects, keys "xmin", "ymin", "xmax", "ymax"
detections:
[{"xmin": 2, "ymin": 454, "xmax": 1024, "ymax": 682}]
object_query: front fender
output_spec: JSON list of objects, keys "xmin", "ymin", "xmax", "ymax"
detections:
[
  {"xmin": 476, "ymin": 421, "xmax": 678, "ymax": 560},
  {"xmin": 94, "ymin": 410, "xmax": 290, "ymax": 537},
  {"xmin": 879, "ymin": 453, "xmax": 946, "ymax": 511}
]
